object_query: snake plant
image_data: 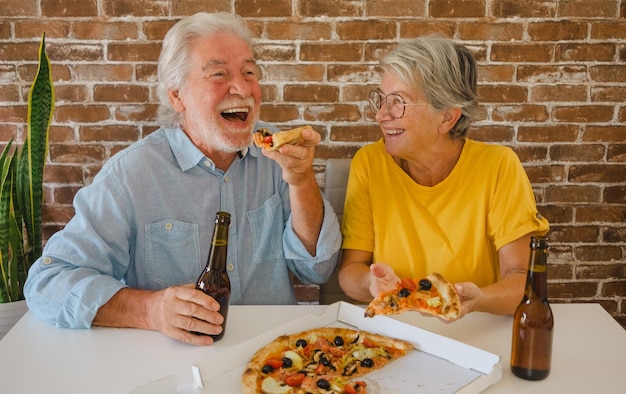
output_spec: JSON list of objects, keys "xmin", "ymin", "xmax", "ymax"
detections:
[{"xmin": 0, "ymin": 33, "xmax": 54, "ymax": 303}]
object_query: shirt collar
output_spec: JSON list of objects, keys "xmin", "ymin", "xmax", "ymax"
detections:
[{"xmin": 164, "ymin": 127, "xmax": 261, "ymax": 172}]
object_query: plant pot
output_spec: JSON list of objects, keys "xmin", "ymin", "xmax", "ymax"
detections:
[{"xmin": 0, "ymin": 300, "xmax": 28, "ymax": 340}]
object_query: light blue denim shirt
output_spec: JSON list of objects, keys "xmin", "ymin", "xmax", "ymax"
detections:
[{"xmin": 24, "ymin": 125, "xmax": 341, "ymax": 328}]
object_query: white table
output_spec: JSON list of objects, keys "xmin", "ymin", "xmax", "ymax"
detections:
[{"xmin": 0, "ymin": 303, "xmax": 623, "ymax": 393}]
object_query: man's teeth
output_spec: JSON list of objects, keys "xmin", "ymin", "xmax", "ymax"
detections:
[
  {"xmin": 387, "ymin": 129, "xmax": 404, "ymax": 135},
  {"xmin": 222, "ymin": 107, "xmax": 249, "ymax": 114}
]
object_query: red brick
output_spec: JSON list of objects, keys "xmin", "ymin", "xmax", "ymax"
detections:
[
  {"xmin": 491, "ymin": 0, "xmax": 557, "ymax": 18},
  {"xmin": 517, "ymin": 65, "xmax": 586, "ymax": 83},
  {"xmin": 368, "ymin": 0, "xmax": 426, "ymax": 16},
  {"xmin": 576, "ymin": 206, "xmax": 626, "ymax": 224},
  {"xmin": 260, "ymin": 104, "xmax": 299, "ymax": 122},
  {"xmin": 304, "ymin": 104, "xmax": 361, "ymax": 122},
  {"xmin": 590, "ymin": 65, "xmax": 626, "ymax": 83},
  {"xmin": 74, "ymin": 22, "xmax": 139, "ymax": 40},
  {"xmin": 540, "ymin": 205, "xmax": 574, "ymax": 224},
  {"xmin": 569, "ymin": 165, "xmax": 626, "ymax": 183},
  {"xmin": 297, "ymin": 0, "xmax": 363, "ymax": 17},
  {"xmin": 459, "ymin": 23, "xmax": 523, "ymax": 41},
  {"xmin": 107, "ymin": 43, "xmax": 161, "ymax": 62},
  {"xmin": 575, "ymin": 245, "xmax": 623, "ymax": 262},
  {"xmin": 591, "ymin": 22, "xmax": 626, "ymax": 39},
  {"xmin": 556, "ymin": 43, "xmax": 615, "ymax": 62},
  {"xmin": 15, "ymin": 21, "xmax": 72, "ymax": 39},
  {"xmin": 545, "ymin": 185, "xmax": 602, "ymax": 203},
  {"xmin": 55, "ymin": 105, "xmax": 111, "ymax": 123},
  {"xmin": 0, "ymin": 0, "xmax": 38, "ymax": 16},
  {"xmin": 74, "ymin": 64, "xmax": 134, "ymax": 82},
  {"xmin": 102, "ymin": 0, "xmax": 167, "ymax": 17},
  {"xmin": 114, "ymin": 104, "xmax": 159, "ymax": 122},
  {"xmin": 49, "ymin": 144, "xmax": 106, "ymax": 164},
  {"xmin": 491, "ymin": 43, "xmax": 553, "ymax": 62},
  {"xmin": 550, "ymin": 144, "xmax": 605, "ymax": 162},
  {"xmin": 478, "ymin": 65, "xmax": 515, "ymax": 83},
  {"xmin": 283, "ymin": 85, "xmax": 339, "ymax": 103},
  {"xmin": 42, "ymin": 0, "xmax": 97, "ymax": 17},
  {"xmin": 530, "ymin": 85, "xmax": 587, "ymax": 102},
  {"xmin": 79, "ymin": 125, "xmax": 140, "ymax": 143},
  {"xmin": 93, "ymin": 85, "xmax": 149, "ymax": 103},
  {"xmin": 300, "ymin": 43, "xmax": 363, "ymax": 62},
  {"xmin": 604, "ymin": 186, "xmax": 626, "ymax": 203},
  {"xmin": 602, "ymin": 281, "xmax": 626, "ymax": 297},
  {"xmin": 337, "ymin": 21, "xmax": 396, "ymax": 41},
  {"xmin": 591, "ymin": 87, "xmax": 626, "ymax": 102},
  {"xmin": 429, "ymin": 0, "xmax": 486, "ymax": 17},
  {"xmin": 266, "ymin": 22, "xmax": 332, "ymax": 41},
  {"xmin": 236, "ymin": 0, "xmax": 292, "ymax": 17},
  {"xmin": 400, "ymin": 21, "xmax": 456, "ymax": 38},
  {"xmin": 171, "ymin": 0, "xmax": 230, "ymax": 15},
  {"xmin": 553, "ymin": 106, "xmax": 614, "ymax": 123},
  {"xmin": 518, "ymin": 125, "xmax": 579, "ymax": 142},
  {"xmin": 549, "ymin": 282, "xmax": 598, "ymax": 298},
  {"xmin": 524, "ymin": 165, "xmax": 566, "ymax": 183},
  {"xmin": 603, "ymin": 227, "xmax": 626, "ymax": 243},
  {"xmin": 468, "ymin": 125, "xmax": 514, "ymax": 143},
  {"xmin": 559, "ymin": 0, "xmax": 619, "ymax": 18},
  {"xmin": 263, "ymin": 65, "xmax": 325, "ymax": 82},
  {"xmin": 330, "ymin": 125, "xmax": 381, "ymax": 143},
  {"xmin": 255, "ymin": 45, "xmax": 296, "ymax": 62},
  {"xmin": 478, "ymin": 85, "xmax": 527, "ymax": 103},
  {"xmin": 583, "ymin": 126, "xmax": 626, "ymax": 142},
  {"xmin": 607, "ymin": 144, "xmax": 626, "ymax": 162},
  {"xmin": 491, "ymin": 105, "xmax": 549, "ymax": 122},
  {"xmin": 528, "ymin": 21, "xmax": 587, "ymax": 41}
]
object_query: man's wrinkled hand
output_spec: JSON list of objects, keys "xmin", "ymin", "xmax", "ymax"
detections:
[{"xmin": 145, "ymin": 284, "xmax": 224, "ymax": 345}]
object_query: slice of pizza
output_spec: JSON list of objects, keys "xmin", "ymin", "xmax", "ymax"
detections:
[
  {"xmin": 253, "ymin": 126, "xmax": 307, "ymax": 151},
  {"xmin": 365, "ymin": 273, "xmax": 461, "ymax": 320},
  {"xmin": 241, "ymin": 327, "xmax": 413, "ymax": 394}
]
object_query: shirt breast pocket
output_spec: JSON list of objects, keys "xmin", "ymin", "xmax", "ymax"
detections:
[
  {"xmin": 247, "ymin": 193, "xmax": 285, "ymax": 264},
  {"xmin": 146, "ymin": 220, "xmax": 201, "ymax": 288}
]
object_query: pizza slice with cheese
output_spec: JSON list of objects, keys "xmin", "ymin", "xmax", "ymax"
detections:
[{"xmin": 365, "ymin": 273, "xmax": 461, "ymax": 320}]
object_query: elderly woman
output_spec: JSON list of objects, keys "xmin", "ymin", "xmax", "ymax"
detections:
[{"xmin": 338, "ymin": 36, "xmax": 549, "ymax": 318}]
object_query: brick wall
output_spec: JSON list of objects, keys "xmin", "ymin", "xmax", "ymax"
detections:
[{"xmin": 0, "ymin": 1, "xmax": 624, "ymax": 326}]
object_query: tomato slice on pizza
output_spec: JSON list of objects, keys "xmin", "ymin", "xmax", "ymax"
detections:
[{"xmin": 365, "ymin": 273, "xmax": 461, "ymax": 320}]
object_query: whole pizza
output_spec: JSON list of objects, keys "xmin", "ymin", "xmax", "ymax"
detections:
[{"xmin": 241, "ymin": 327, "xmax": 413, "ymax": 393}]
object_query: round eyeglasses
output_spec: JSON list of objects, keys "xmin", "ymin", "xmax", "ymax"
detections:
[{"xmin": 368, "ymin": 90, "xmax": 427, "ymax": 119}]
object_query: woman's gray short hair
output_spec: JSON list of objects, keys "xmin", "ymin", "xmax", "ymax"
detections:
[
  {"xmin": 381, "ymin": 36, "xmax": 480, "ymax": 139},
  {"xmin": 156, "ymin": 12, "xmax": 253, "ymax": 127}
]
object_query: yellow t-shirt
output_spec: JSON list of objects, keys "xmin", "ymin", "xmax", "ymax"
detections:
[{"xmin": 341, "ymin": 139, "xmax": 549, "ymax": 287}]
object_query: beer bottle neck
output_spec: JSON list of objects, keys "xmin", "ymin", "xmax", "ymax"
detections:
[{"xmin": 526, "ymin": 247, "xmax": 549, "ymax": 300}]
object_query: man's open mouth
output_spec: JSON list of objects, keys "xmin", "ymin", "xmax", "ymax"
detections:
[{"xmin": 221, "ymin": 107, "xmax": 249, "ymax": 122}]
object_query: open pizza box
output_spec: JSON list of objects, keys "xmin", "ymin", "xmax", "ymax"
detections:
[{"xmin": 134, "ymin": 302, "xmax": 501, "ymax": 393}]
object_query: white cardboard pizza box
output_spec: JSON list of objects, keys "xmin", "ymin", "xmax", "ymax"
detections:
[{"xmin": 134, "ymin": 302, "xmax": 501, "ymax": 393}]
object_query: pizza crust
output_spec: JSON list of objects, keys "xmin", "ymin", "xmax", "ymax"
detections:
[{"xmin": 253, "ymin": 126, "xmax": 307, "ymax": 151}]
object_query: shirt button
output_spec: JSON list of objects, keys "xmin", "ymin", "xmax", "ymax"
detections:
[
  {"xmin": 227, "ymin": 262, "xmax": 235, "ymax": 271},
  {"xmin": 224, "ymin": 176, "xmax": 229, "ymax": 182},
  {"xmin": 204, "ymin": 160, "xmax": 211, "ymax": 167},
  {"xmin": 43, "ymin": 257, "xmax": 52, "ymax": 265},
  {"xmin": 535, "ymin": 213, "xmax": 543, "ymax": 220},
  {"xmin": 165, "ymin": 222, "xmax": 173, "ymax": 231}
]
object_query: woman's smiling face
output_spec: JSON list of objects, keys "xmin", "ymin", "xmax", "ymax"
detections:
[{"xmin": 374, "ymin": 71, "xmax": 445, "ymax": 159}]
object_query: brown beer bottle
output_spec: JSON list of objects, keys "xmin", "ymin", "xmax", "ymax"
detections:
[
  {"xmin": 194, "ymin": 211, "xmax": 231, "ymax": 341},
  {"xmin": 510, "ymin": 235, "xmax": 553, "ymax": 380}
]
